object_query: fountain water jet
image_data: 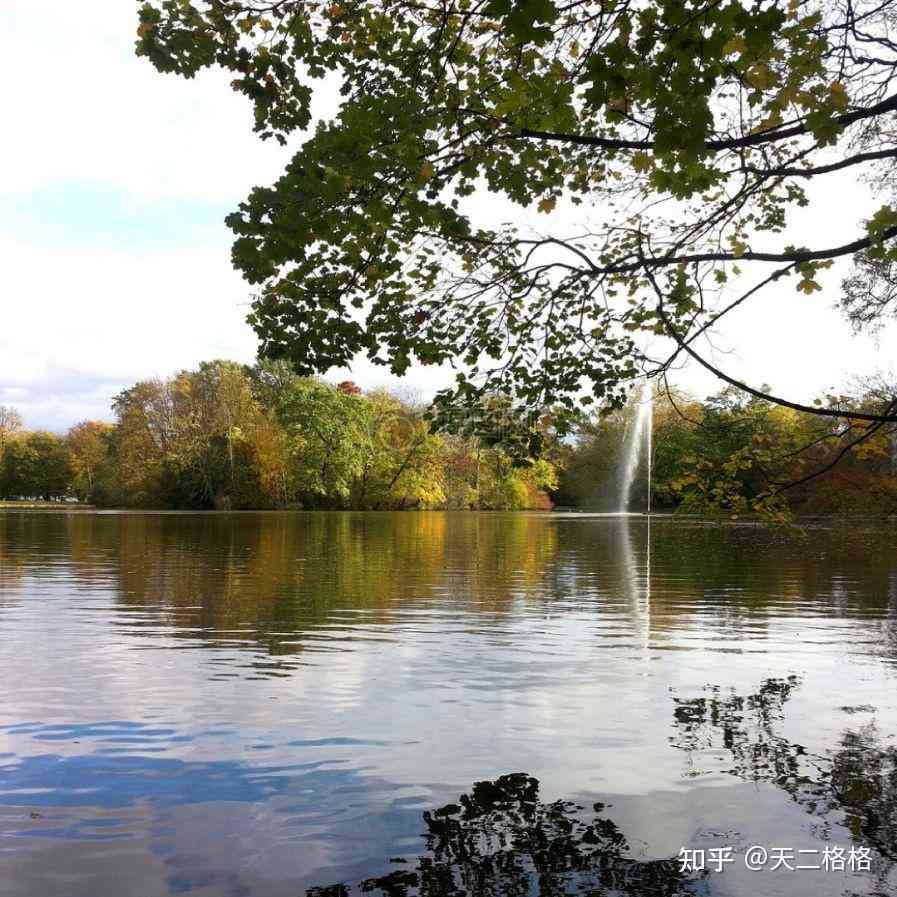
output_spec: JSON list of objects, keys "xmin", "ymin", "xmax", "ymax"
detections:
[{"xmin": 618, "ymin": 379, "xmax": 653, "ymax": 514}]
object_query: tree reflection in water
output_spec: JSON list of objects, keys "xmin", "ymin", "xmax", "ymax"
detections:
[
  {"xmin": 311, "ymin": 681, "xmax": 897, "ymax": 896},
  {"xmin": 307, "ymin": 773, "xmax": 702, "ymax": 897},
  {"xmin": 670, "ymin": 676, "xmax": 897, "ymax": 869}
]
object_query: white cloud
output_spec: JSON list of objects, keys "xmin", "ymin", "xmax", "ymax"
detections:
[
  {"xmin": 0, "ymin": 238, "xmax": 259, "ymax": 428},
  {"xmin": 0, "ymin": 233, "xmax": 456, "ymax": 430},
  {"xmin": 2, "ymin": 0, "xmax": 295, "ymax": 202}
]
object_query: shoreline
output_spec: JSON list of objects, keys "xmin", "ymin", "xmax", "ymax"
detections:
[
  {"xmin": 0, "ymin": 501, "xmax": 95, "ymax": 510},
  {"xmin": 1, "ymin": 503, "xmax": 894, "ymax": 524}
]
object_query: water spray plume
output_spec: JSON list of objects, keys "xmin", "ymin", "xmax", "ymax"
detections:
[{"xmin": 619, "ymin": 379, "xmax": 653, "ymax": 514}]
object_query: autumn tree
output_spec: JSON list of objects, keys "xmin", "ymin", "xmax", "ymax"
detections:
[
  {"xmin": 661, "ymin": 387, "xmax": 812, "ymax": 516},
  {"xmin": 112, "ymin": 378, "xmax": 175, "ymax": 506},
  {"xmin": 67, "ymin": 421, "xmax": 114, "ymax": 503},
  {"xmin": 357, "ymin": 389, "xmax": 446, "ymax": 508},
  {"xmin": 0, "ymin": 406, "xmax": 23, "ymax": 462},
  {"xmin": 113, "ymin": 361, "xmax": 290, "ymax": 508},
  {"xmin": 170, "ymin": 360, "xmax": 265, "ymax": 506}
]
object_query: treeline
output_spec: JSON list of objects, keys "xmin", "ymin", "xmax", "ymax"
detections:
[
  {"xmin": 2, "ymin": 365, "xmax": 895, "ymax": 515},
  {"xmin": 557, "ymin": 385, "xmax": 897, "ymax": 517},
  {"xmin": 0, "ymin": 361, "xmax": 557, "ymax": 510}
]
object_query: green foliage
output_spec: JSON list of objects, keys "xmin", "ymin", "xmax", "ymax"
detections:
[
  {"xmin": 273, "ymin": 380, "xmax": 556, "ymax": 509},
  {"xmin": 0, "ymin": 361, "xmax": 550, "ymax": 511},
  {"xmin": 276, "ymin": 379, "xmax": 372, "ymax": 505},
  {"xmin": 0, "ymin": 432, "xmax": 71, "ymax": 501},
  {"xmin": 664, "ymin": 389, "xmax": 804, "ymax": 520},
  {"xmin": 559, "ymin": 383, "xmax": 897, "ymax": 519},
  {"xmin": 135, "ymin": 0, "xmax": 897, "ymax": 430},
  {"xmin": 1, "ymin": 369, "xmax": 894, "ymax": 516}
]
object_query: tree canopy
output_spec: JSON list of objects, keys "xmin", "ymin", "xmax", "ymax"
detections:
[
  {"xmin": 2, "ymin": 362, "xmax": 895, "ymax": 515},
  {"xmin": 135, "ymin": 0, "xmax": 897, "ymax": 437},
  {"xmin": 0, "ymin": 360, "xmax": 555, "ymax": 510},
  {"xmin": 557, "ymin": 382, "xmax": 897, "ymax": 518}
]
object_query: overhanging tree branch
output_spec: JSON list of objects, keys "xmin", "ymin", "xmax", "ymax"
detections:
[
  {"xmin": 518, "ymin": 92, "xmax": 897, "ymax": 153},
  {"xmin": 642, "ymin": 249, "xmax": 897, "ymax": 424},
  {"xmin": 766, "ymin": 414, "xmax": 897, "ymax": 495},
  {"xmin": 507, "ymin": 226, "xmax": 897, "ymax": 278}
]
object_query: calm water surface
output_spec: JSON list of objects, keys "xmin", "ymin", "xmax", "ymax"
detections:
[{"xmin": 1, "ymin": 511, "xmax": 896, "ymax": 896}]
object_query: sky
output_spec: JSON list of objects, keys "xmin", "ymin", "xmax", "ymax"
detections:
[{"xmin": 2, "ymin": 1, "xmax": 895, "ymax": 431}]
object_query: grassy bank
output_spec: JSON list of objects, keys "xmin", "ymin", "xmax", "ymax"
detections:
[{"xmin": 0, "ymin": 500, "xmax": 94, "ymax": 510}]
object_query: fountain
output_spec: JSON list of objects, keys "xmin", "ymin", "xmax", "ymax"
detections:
[
  {"xmin": 618, "ymin": 379, "xmax": 653, "ymax": 514},
  {"xmin": 618, "ymin": 379, "xmax": 653, "ymax": 650}
]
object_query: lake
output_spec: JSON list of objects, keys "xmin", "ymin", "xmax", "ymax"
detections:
[{"xmin": 1, "ymin": 510, "xmax": 895, "ymax": 896}]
